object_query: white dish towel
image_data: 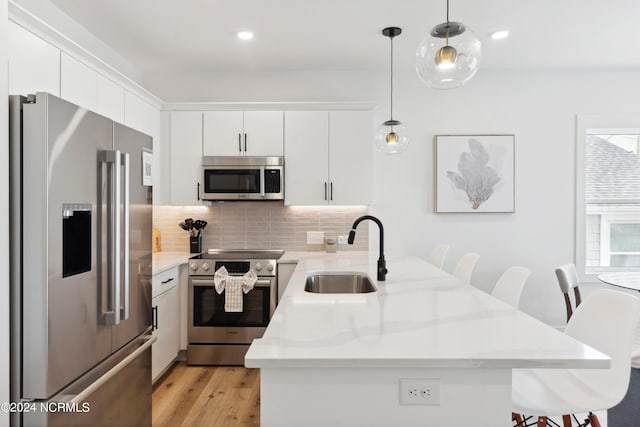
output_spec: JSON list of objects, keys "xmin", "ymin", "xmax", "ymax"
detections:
[{"xmin": 213, "ymin": 266, "xmax": 257, "ymax": 312}]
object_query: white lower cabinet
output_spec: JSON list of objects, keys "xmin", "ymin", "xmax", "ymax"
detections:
[{"xmin": 152, "ymin": 267, "xmax": 180, "ymax": 383}]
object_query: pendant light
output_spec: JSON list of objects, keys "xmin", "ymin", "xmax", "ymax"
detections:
[
  {"xmin": 415, "ymin": 0, "xmax": 481, "ymax": 89},
  {"xmin": 375, "ymin": 27, "xmax": 409, "ymax": 155}
]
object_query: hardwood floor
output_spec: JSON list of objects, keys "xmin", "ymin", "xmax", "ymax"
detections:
[{"xmin": 152, "ymin": 362, "xmax": 260, "ymax": 427}]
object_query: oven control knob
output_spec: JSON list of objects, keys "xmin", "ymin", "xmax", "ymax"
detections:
[
  {"xmin": 267, "ymin": 263, "xmax": 274, "ymax": 272},
  {"xmin": 255, "ymin": 262, "xmax": 263, "ymax": 271},
  {"xmin": 189, "ymin": 262, "xmax": 198, "ymax": 272},
  {"xmin": 202, "ymin": 262, "xmax": 210, "ymax": 271}
]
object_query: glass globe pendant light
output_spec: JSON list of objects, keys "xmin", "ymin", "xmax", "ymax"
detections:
[
  {"xmin": 415, "ymin": 0, "xmax": 481, "ymax": 89},
  {"xmin": 375, "ymin": 27, "xmax": 409, "ymax": 155}
]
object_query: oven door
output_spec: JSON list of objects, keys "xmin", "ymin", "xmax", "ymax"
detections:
[{"xmin": 188, "ymin": 277, "xmax": 274, "ymax": 344}]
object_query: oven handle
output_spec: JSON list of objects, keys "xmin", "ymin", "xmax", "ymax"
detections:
[
  {"xmin": 255, "ymin": 279, "xmax": 273, "ymax": 288},
  {"xmin": 190, "ymin": 277, "xmax": 273, "ymax": 288}
]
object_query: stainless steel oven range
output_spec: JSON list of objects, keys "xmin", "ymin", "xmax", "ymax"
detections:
[{"xmin": 187, "ymin": 249, "xmax": 283, "ymax": 365}]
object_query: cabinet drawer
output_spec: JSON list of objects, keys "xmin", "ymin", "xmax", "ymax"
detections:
[{"xmin": 152, "ymin": 266, "xmax": 179, "ymax": 298}]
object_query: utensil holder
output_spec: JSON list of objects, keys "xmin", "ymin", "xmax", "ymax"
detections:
[{"xmin": 190, "ymin": 235, "xmax": 202, "ymax": 254}]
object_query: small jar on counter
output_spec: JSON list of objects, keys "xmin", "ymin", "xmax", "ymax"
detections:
[{"xmin": 325, "ymin": 237, "xmax": 337, "ymax": 253}]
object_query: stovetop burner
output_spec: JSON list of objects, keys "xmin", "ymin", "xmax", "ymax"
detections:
[{"xmin": 190, "ymin": 249, "xmax": 284, "ymax": 260}]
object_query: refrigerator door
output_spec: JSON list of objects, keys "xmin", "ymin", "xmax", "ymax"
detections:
[
  {"xmin": 21, "ymin": 93, "xmax": 114, "ymax": 399},
  {"xmin": 112, "ymin": 123, "xmax": 153, "ymax": 351},
  {"xmin": 22, "ymin": 335, "xmax": 154, "ymax": 427}
]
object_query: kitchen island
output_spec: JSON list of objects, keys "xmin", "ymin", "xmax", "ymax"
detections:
[{"xmin": 245, "ymin": 252, "xmax": 609, "ymax": 427}]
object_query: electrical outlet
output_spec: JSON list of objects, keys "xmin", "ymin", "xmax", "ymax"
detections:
[
  {"xmin": 337, "ymin": 235, "xmax": 348, "ymax": 245},
  {"xmin": 399, "ymin": 379, "xmax": 440, "ymax": 406},
  {"xmin": 306, "ymin": 231, "xmax": 325, "ymax": 245}
]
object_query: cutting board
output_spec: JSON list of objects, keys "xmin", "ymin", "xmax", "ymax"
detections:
[{"xmin": 152, "ymin": 228, "xmax": 161, "ymax": 253}]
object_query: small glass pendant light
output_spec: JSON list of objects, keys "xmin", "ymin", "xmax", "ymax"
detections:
[
  {"xmin": 375, "ymin": 27, "xmax": 409, "ymax": 155},
  {"xmin": 415, "ymin": 0, "xmax": 481, "ymax": 89}
]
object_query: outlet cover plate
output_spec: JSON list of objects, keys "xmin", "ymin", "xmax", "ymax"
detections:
[
  {"xmin": 306, "ymin": 231, "xmax": 325, "ymax": 245},
  {"xmin": 399, "ymin": 378, "xmax": 440, "ymax": 406}
]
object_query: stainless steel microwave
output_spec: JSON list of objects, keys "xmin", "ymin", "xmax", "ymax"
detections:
[{"xmin": 199, "ymin": 156, "xmax": 284, "ymax": 201}]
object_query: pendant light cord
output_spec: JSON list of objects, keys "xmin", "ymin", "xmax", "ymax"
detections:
[
  {"xmin": 389, "ymin": 34, "xmax": 394, "ymax": 121},
  {"xmin": 445, "ymin": 0, "xmax": 450, "ymax": 42},
  {"xmin": 446, "ymin": 0, "xmax": 450, "ymax": 23}
]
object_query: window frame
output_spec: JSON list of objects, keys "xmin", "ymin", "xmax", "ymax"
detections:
[{"xmin": 576, "ymin": 115, "xmax": 640, "ymax": 282}]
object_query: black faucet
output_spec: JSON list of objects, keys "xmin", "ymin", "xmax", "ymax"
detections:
[{"xmin": 347, "ymin": 215, "xmax": 388, "ymax": 281}]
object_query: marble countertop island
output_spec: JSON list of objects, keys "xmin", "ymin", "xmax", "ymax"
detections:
[{"xmin": 245, "ymin": 251, "xmax": 609, "ymax": 427}]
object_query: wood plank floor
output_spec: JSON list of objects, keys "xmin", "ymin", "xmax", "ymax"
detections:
[{"xmin": 152, "ymin": 362, "xmax": 260, "ymax": 427}]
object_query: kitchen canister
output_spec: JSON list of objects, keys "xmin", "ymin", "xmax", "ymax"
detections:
[{"xmin": 325, "ymin": 237, "xmax": 337, "ymax": 253}]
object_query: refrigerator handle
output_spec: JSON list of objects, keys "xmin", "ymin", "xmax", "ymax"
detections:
[
  {"xmin": 120, "ymin": 152, "xmax": 130, "ymax": 321},
  {"xmin": 69, "ymin": 335, "xmax": 156, "ymax": 405},
  {"xmin": 100, "ymin": 150, "xmax": 121, "ymax": 326}
]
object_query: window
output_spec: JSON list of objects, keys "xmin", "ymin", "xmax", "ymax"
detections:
[{"xmin": 577, "ymin": 117, "xmax": 640, "ymax": 278}]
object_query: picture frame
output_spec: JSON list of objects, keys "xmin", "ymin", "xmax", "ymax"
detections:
[{"xmin": 434, "ymin": 134, "xmax": 515, "ymax": 213}]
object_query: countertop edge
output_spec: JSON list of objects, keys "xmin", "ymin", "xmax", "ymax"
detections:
[{"xmin": 152, "ymin": 251, "xmax": 191, "ymax": 274}]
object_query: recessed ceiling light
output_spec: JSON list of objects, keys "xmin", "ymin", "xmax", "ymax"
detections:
[
  {"xmin": 490, "ymin": 30, "xmax": 509, "ymax": 40},
  {"xmin": 237, "ymin": 31, "xmax": 254, "ymax": 40}
]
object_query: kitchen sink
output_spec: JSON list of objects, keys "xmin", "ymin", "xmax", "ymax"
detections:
[{"xmin": 304, "ymin": 272, "xmax": 376, "ymax": 294}]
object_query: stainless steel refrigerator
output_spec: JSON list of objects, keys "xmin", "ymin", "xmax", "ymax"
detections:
[{"xmin": 9, "ymin": 93, "xmax": 154, "ymax": 426}]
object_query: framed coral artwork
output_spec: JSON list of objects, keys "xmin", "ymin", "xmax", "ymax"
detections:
[{"xmin": 435, "ymin": 134, "xmax": 515, "ymax": 213}]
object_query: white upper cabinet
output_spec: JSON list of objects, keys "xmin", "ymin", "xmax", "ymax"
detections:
[
  {"xmin": 284, "ymin": 110, "xmax": 372, "ymax": 206},
  {"xmin": 328, "ymin": 110, "xmax": 372, "ymax": 205},
  {"xmin": 61, "ymin": 52, "xmax": 97, "ymax": 111},
  {"xmin": 203, "ymin": 111, "xmax": 283, "ymax": 156},
  {"xmin": 96, "ymin": 74, "xmax": 125, "ymax": 123},
  {"xmin": 170, "ymin": 111, "xmax": 203, "ymax": 205},
  {"xmin": 284, "ymin": 111, "xmax": 329, "ymax": 205},
  {"xmin": 124, "ymin": 91, "xmax": 159, "ymax": 137},
  {"xmin": 8, "ymin": 21, "xmax": 60, "ymax": 96}
]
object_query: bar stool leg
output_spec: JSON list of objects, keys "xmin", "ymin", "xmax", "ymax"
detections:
[{"xmin": 587, "ymin": 412, "xmax": 601, "ymax": 427}]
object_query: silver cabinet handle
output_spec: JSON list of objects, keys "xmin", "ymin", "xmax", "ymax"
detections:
[
  {"xmin": 238, "ymin": 133, "xmax": 242, "ymax": 152},
  {"xmin": 121, "ymin": 152, "xmax": 130, "ymax": 321},
  {"xmin": 244, "ymin": 133, "xmax": 247, "ymax": 152},
  {"xmin": 70, "ymin": 335, "xmax": 156, "ymax": 404},
  {"xmin": 330, "ymin": 182, "xmax": 333, "ymax": 201},
  {"xmin": 324, "ymin": 182, "xmax": 328, "ymax": 200}
]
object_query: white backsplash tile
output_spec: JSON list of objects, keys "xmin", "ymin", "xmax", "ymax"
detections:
[{"xmin": 153, "ymin": 203, "xmax": 369, "ymax": 253}]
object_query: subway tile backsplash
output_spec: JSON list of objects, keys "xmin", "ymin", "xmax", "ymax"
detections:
[{"xmin": 153, "ymin": 202, "xmax": 369, "ymax": 253}]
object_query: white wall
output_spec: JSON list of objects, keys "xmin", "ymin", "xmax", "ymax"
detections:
[
  {"xmin": 372, "ymin": 67, "xmax": 640, "ymax": 327},
  {"xmin": 146, "ymin": 66, "xmax": 640, "ymax": 327}
]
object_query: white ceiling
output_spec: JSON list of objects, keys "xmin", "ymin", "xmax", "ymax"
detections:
[{"xmin": 48, "ymin": 0, "xmax": 640, "ymax": 75}]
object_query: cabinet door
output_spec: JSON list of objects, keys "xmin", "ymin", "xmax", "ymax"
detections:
[
  {"xmin": 8, "ymin": 21, "xmax": 60, "ymax": 96},
  {"xmin": 244, "ymin": 111, "xmax": 284, "ymax": 156},
  {"xmin": 170, "ymin": 111, "xmax": 203, "ymax": 205},
  {"xmin": 96, "ymin": 74, "xmax": 125, "ymax": 123},
  {"xmin": 284, "ymin": 111, "xmax": 329, "ymax": 205},
  {"xmin": 151, "ymin": 286, "xmax": 179, "ymax": 383},
  {"xmin": 203, "ymin": 111, "xmax": 243, "ymax": 156},
  {"xmin": 60, "ymin": 53, "xmax": 97, "ymax": 111},
  {"xmin": 329, "ymin": 111, "xmax": 372, "ymax": 205}
]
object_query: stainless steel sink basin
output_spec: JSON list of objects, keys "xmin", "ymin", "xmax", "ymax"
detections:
[{"xmin": 304, "ymin": 272, "xmax": 376, "ymax": 294}]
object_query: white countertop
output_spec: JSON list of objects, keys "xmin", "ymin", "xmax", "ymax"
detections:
[
  {"xmin": 152, "ymin": 251, "xmax": 191, "ymax": 274},
  {"xmin": 245, "ymin": 251, "xmax": 610, "ymax": 369}
]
